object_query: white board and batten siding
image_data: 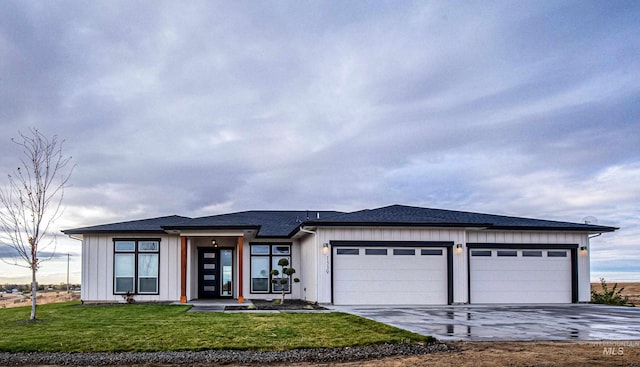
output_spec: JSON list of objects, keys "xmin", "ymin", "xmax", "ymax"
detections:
[
  {"xmin": 81, "ymin": 234, "xmax": 181, "ymax": 302},
  {"xmin": 299, "ymin": 234, "xmax": 319, "ymax": 303},
  {"xmin": 466, "ymin": 231, "xmax": 590, "ymax": 303}
]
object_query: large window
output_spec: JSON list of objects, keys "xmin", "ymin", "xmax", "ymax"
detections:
[
  {"xmin": 250, "ymin": 244, "xmax": 292, "ymax": 294},
  {"xmin": 114, "ymin": 239, "xmax": 160, "ymax": 295}
]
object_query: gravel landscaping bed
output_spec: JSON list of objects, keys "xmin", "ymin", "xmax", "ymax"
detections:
[
  {"xmin": 0, "ymin": 343, "xmax": 452, "ymax": 366},
  {"xmin": 246, "ymin": 299, "xmax": 328, "ymax": 310}
]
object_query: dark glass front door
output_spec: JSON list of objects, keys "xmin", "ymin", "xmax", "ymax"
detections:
[{"xmin": 198, "ymin": 248, "xmax": 233, "ymax": 299}]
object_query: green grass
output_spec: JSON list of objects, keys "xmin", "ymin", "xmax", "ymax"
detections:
[{"xmin": 0, "ymin": 302, "xmax": 434, "ymax": 352}]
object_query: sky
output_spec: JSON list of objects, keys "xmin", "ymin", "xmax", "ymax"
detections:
[{"xmin": 0, "ymin": 0, "xmax": 638, "ymax": 285}]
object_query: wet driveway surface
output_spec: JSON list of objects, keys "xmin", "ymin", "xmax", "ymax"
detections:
[{"xmin": 331, "ymin": 304, "xmax": 640, "ymax": 341}]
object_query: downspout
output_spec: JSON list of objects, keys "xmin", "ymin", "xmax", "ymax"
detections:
[
  {"xmin": 299, "ymin": 226, "xmax": 321, "ymax": 302},
  {"xmin": 586, "ymin": 232, "xmax": 601, "ymax": 250}
]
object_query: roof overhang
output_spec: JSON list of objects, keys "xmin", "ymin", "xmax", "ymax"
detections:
[
  {"xmin": 485, "ymin": 225, "xmax": 618, "ymax": 233},
  {"xmin": 166, "ymin": 229, "xmax": 247, "ymax": 237}
]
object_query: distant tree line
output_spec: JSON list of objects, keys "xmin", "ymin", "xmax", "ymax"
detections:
[{"xmin": 0, "ymin": 283, "xmax": 81, "ymax": 293}]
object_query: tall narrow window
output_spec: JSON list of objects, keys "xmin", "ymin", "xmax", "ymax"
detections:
[
  {"xmin": 114, "ymin": 254, "xmax": 135, "ymax": 294},
  {"xmin": 114, "ymin": 239, "xmax": 160, "ymax": 295}
]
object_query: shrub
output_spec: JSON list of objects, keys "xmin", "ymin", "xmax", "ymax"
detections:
[
  {"xmin": 270, "ymin": 258, "xmax": 300, "ymax": 305},
  {"xmin": 591, "ymin": 278, "xmax": 634, "ymax": 306},
  {"xmin": 122, "ymin": 291, "xmax": 136, "ymax": 304}
]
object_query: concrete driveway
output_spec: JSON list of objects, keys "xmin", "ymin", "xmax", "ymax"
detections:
[{"xmin": 331, "ymin": 304, "xmax": 640, "ymax": 341}]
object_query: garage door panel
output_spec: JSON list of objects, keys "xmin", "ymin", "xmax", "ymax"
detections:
[
  {"xmin": 474, "ymin": 279, "xmax": 568, "ymax": 292},
  {"xmin": 335, "ymin": 267, "xmax": 445, "ymax": 276},
  {"xmin": 470, "ymin": 248, "xmax": 572, "ymax": 304},
  {"xmin": 472, "ymin": 259, "xmax": 569, "ymax": 272},
  {"xmin": 335, "ymin": 279, "xmax": 445, "ymax": 289},
  {"xmin": 335, "ymin": 270, "xmax": 446, "ymax": 282},
  {"xmin": 475, "ymin": 291, "xmax": 571, "ymax": 304},
  {"xmin": 333, "ymin": 247, "xmax": 448, "ymax": 305},
  {"xmin": 336, "ymin": 257, "xmax": 443, "ymax": 268},
  {"xmin": 472, "ymin": 270, "xmax": 570, "ymax": 282},
  {"xmin": 334, "ymin": 290, "xmax": 447, "ymax": 305}
]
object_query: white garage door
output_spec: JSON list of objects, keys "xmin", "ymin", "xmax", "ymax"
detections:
[
  {"xmin": 333, "ymin": 247, "xmax": 448, "ymax": 305},
  {"xmin": 470, "ymin": 248, "xmax": 572, "ymax": 304}
]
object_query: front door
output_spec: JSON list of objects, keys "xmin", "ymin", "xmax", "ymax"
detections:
[{"xmin": 198, "ymin": 248, "xmax": 233, "ymax": 299}]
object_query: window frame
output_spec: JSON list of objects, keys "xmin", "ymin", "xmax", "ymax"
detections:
[
  {"xmin": 522, "ymin": 250, "xmax": 543, "ymax": 257},
  {"xmin": 336, "ymin": 248, "xmax": 359, "ymax": 255},
  {"xmin": 421, "ymin": 249, "xmax": 444, "ymax": 256},
  {"xmin": 471, "ymin": 250, "xmax": 492, "ymax": 257},
  {"xmin": 249, "ymin": 243, "xmax": 293, "ymax": 294},
  {"xmin": 113, "ymin": 238, "xmax": 161, "ymax": 295},
  {"xmin": 393, "ymin": 248, "xmax": 416, "ymax": 256},
  {"xmin": 365, "ymin": 248, "xmax": 388, "ymax": 255},
  {"xmin": 547, "ymin": 250, "xmax": 568, "ymax": 258}
]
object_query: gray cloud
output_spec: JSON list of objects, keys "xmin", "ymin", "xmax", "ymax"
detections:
[
  {"xmin": 0, "ymin": 0, "xmax": 638, "ymax": 281},
  {"xmin": 0, "ymin": 244, "xmax": 71, "ymax": 261}
]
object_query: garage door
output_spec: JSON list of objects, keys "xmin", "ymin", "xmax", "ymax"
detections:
[
  {"xmin": 332, "ymin": 246, "xmax": 449, "ymax": 305},
  {"xmin": 470, "ymin": 248, "xmax": 573, "ymax": 303}
]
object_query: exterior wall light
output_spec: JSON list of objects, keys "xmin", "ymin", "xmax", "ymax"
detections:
[
  {"xmin": 211, "ymin": 239, "xmax": 218, "ymax": 247},
  {"xmin": 580, "ymin": 246, "xmax": 587, "ymax": 252},
  {"xmin": 455, "ymin": 243, "xmax": 463, "ymax": 254},
  {"xmin": 322, "ymin": 243, "xmax": 330, "ymax": 254}
]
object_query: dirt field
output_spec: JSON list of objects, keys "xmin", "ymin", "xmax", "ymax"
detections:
[
  {"xmin": 591, "ymin": 282, "xmax": 640, "ymax": 306},
  {"xmin": 0, "ymin": 291, "xmax": 80, "ymax": 309}
]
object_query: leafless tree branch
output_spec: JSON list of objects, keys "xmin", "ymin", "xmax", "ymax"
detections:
[{"xmin": 0, "ymin": 128, "xmax": 74, "ymax": 320}]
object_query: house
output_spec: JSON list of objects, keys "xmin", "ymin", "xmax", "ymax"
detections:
[{"xmin": 62, "ymin": 204, "xmax": 617, "ymax": 305}]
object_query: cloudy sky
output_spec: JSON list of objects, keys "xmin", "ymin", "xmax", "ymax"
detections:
[{"xmin": 0, "ymin": 1, "xmax": 638, "ymax": 284}]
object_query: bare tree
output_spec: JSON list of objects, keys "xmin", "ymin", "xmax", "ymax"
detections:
[{"xmin": 0, "ymin": 128, "xmax": 73, "ymax": 321}]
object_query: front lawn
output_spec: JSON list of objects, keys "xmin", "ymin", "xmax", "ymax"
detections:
[{"xmin": 0, "ymin": 302, "xmax": 434, "ymax": 352}]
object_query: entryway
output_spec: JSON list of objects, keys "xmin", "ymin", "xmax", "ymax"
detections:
[{"xmin": 198, "ymin": 247, "xmax": 234, "ymax": 299}]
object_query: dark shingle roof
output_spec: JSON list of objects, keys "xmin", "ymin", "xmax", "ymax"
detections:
[
  {"xmin": 62, "ymin": 215, "xmax": 191, "ymax": 234},
  {"xmin": 62, "ymin": 205, "xmax": 617, "ymax": 236},
  {"xmin": 307, "ymin": 204, "xmax": 618, "ymax": 232},
  {"xmin": 163, "ymin": 211, "xmax": 344, "ymax": 237}
]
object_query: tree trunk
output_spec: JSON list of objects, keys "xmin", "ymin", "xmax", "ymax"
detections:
[
  {"xmin": 30, "ymin": 267, "xmax": 37, "ymax": 321},
  {"xmin": 281, "ymin": 281, "xmax": 286, "ymax": 305}
]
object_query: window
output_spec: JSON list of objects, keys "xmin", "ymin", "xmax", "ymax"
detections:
[
  {"xmin": 393, "ymin": 249, "xmax": 415, "ymax": 256},
  {"xmin": 548, "ymin": 251, "xmax": 567, "ymax": 257},
  {"xmin": 250, "ymin": 243, "xmax": 292, "ymax": 294},
  {"xmin": 336, "ymin": 248, "xmax": 359, "ymax": 255},
  {"xmin": 471, "ymin": 250, "xmax": 492, "ymax": 257},
  {"xmin": 114, "ymin": 239, "xmax": 160, "ymax": 295},
  {"xmin": 421, "ymin": 249, "xmax": 443, "ymax": 256},
  {"xmin": 251, "ymin": 257, "xmax": 270, "ymax": 292},
  {"xmin": 365, "ymin": 248, "xmax": 387, "ymax": 255},
  {"xmin": 523, "ymin": 250, "xmax": 543, "ymax": 257},
  {"xmin": 497, "ymin": 250, "xmax": 517, "ymax": 257}
]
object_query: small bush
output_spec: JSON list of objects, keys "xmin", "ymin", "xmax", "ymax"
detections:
[
  {"xmin": 122, "ymin": 291, "xmax": 136, "ymax": 304},
  {"xmin": 591, "ymin": 278, "xmax": 634, "ymax": 306}
]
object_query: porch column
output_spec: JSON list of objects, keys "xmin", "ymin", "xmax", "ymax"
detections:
[
  {"xmin": 180, "ymin": 236, "xmax": 187, "ymax": 303},
  {"xmin": 237, "ymin": 236, "xmax": 244, "ymax": 304}
]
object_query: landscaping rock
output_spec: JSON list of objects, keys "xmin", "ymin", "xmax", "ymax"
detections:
[
  {"xmin": 0, "ymin": 343, "xmax": 452, "ymax": 365},
  {"xmin": 248, "ymin": 299, "xmax": 328, "ymax": 310}
]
